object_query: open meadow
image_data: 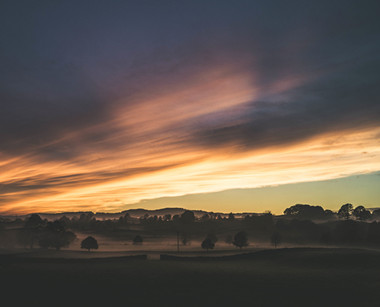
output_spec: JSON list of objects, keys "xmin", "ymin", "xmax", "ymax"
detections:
[{"xmin": 1, "ymin": 247, "xmax": 380, "ymax": 306}]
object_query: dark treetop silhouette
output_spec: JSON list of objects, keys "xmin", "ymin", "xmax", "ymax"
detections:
[
  {"xmin": 233, "ymin": 231, "xmax": 248, "ymax": 250},
  {"xmin": 201, "ymin": 237, "xmax": 215, "ymax": 251},
  {"xmin": 81, "ymin": 236, "xmax": 98, "ymax": 251}
]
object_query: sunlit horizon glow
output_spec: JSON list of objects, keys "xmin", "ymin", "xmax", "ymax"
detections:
[
  {"xmin": 0, "ymin": 1, "xmax": 379, "ymax": 215},
  {"xmin": 1, "ymin": 85, "xmax": 379, "ymax": 215}
]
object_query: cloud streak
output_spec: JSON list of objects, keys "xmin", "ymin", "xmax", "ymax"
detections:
[{"xmin": 0, "ymin": 0, "xmax": 379, "ymax": 214}]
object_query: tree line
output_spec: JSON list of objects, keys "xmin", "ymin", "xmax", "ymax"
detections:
[{"xmin": 1, "ymin": 203, "xmax": 380, "ymax": 251}]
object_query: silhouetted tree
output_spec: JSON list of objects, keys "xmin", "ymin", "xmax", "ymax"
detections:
[
  {"xmin": 324, "ymin": 210, "xmax": 335, "ymax": 218},
  {"xmin": 338, "ymin": 204, "xmax": 353, "ymax": 220},
  {"xmin": 81, "ymin": 236, "xmax": 98, "ymax": 251},
  {"xmin": 372, "ymin": 209, "xmax": 380, "ymax": 220},
  {"xmin": 201, "ymin": 237, "xmax": 215, "ymax": 251},
  {"xmin": 163, "ymin": 214, "xmax": 172, "ymax": 222},
  {"xmin": 271, "ymin": 231, "xmax": 281, "ymax": 248},
  {"xmin": 284, "ymin": 204, "xmax": 325, "ymax": 220},
  {"xmin": 133, "ymin": 235, "xmax": 143, "ymax": 245},
  {"xmin": 58, "ymin": 216, "xmax": 70, "ymax": 228},
  {"xmin": 200, "ymin": 214, "xmax": 210, "ymax": 222},
  {"xmin": 181, "ymin": 233, "xmax": 190, "ymax": 245},
  {"xmin": 18, "ymin": 214, "xmax": 46, "ymax": 249},
  {"xmin": 206, "ymin": 233, "xmax": 218, "ymax": 244},
  {"xmin": 276, "ymin": 219, "xmax": 321, "ymax": 244},
  {"xmin": 352, "ymin": 206, "xmax": 371, "ymax": 221},
  {"xmin": 38, "ymin": 220, "xmax": 76, "ymax": 250},
  {"xmin": 244, "ymin": 212, "xmax": 274, "ymax": 232},
  {"xmin": 172, "ymin": 215, "xmax": 180, "ymax": 223},
  {"xmin": 25, "ymin": 214, "xmax": 44, "ymax": 228},
  {"xmin": 118, "ymin": 213, "xmax": 130, "ymax": 225},
  {"xmin": 228, "ymin": 213, "xmax": 235, "ymax": 221},
  {"xmin": 180, "ymin": 211, "xmax": 195, "ymax": 224},
  {"xmin": 233, "ymin": 231, "xmax": 248, "ymax": 250},
  {"xmin": 76, "ymin": 212, "xmax": 96, "ymax": 230}
]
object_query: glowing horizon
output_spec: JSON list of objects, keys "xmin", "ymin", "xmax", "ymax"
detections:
[
  {"xmin": 1, "ymin": 1, "xmax": 379, "ymax": 215},
  {"xmin": 1, "ymin": 77, "xmax": 379, "ymax": 214}
]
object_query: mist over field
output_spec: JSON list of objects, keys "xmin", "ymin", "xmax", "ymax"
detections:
[
  {"xmin": 2, "ymin": 205, "xmax": 380, "ymax": 306},
  {"xmin": 2, "ymin": 204, "xmax": 380, "ymax": 254}
]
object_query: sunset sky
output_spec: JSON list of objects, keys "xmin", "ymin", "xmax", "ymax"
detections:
[{"xmin": 0, "ymin": 0, "xmax": 379, "ymax": 215}]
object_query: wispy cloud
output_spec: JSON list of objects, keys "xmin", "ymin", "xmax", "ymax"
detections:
[{"xmin": 0, "ymin": 0, "xmax": 379, "ymax": 214}]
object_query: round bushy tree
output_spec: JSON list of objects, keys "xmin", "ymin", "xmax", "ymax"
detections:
[
  {"xmin": 233, "ymin": 231, "xmax": 248, "ymax": 250},
  {"xmin": 271, "ymin": 231, "xmax": 282, "ymax": 248},
  {"xmin": 352, "ymin": 206, "xmax": 371, "ymax": 220},
  {"xmin": 81, "ymin": 236, "xmax": 98, "ymax": 251},
  {"xmin": 201, "ymin": 237, "xmax": 215, "ymax": 251},
  {"xmin": 180, "ymin": 211, "xmax": 195, "ymax": 224},
  {"xmin": 338, "ymin": 204, "xmax": 353, "ymax": 220}
]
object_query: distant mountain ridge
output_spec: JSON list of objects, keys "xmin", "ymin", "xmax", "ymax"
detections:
[
  {"xmin": 3, "ymin": 206, "xmax": 379, "ymax": 221},
  {"xmin": 0, "ymin": 207, "xmax": 242, "ymax": 221}
]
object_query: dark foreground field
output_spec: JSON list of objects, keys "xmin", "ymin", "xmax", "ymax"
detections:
[{"xmin": 1, "ymin": 248, "xmax": 380, "ymax": 306}]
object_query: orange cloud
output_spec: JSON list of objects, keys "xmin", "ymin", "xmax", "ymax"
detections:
[{"xmin": 0, "ymin": 63, "xmax": 378, "ymax": 215}]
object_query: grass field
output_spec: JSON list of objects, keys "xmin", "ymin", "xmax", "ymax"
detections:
[{"xmin": 1, "ymin": 247, "xmax": 380, "ymax": 306}]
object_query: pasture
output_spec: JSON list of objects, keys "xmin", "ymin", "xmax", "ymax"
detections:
[{"xmin": 1, "ymin": 247, "xmax": 380, "ymax": 306}]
